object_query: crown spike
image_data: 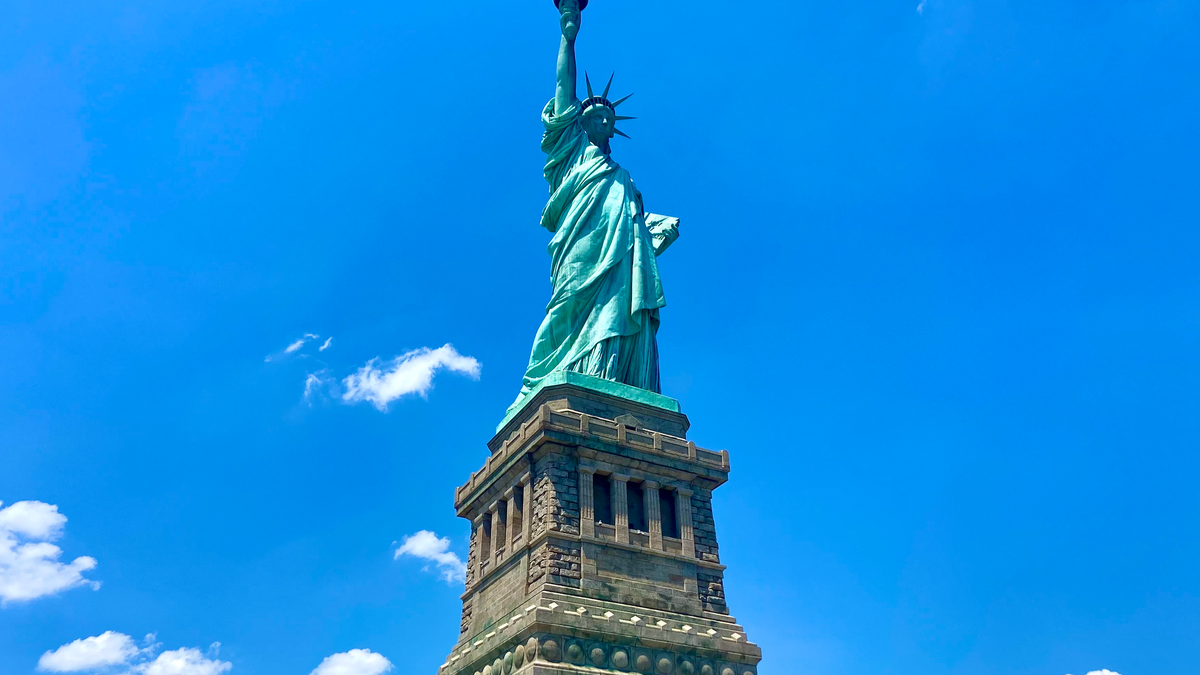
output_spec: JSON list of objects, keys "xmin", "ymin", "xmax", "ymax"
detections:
[
  {"xmin": 602, "ymin": 73, "xmax": 614, "ymax": 100},
  {"xmin": 611, "ymin": 93, "xmax": 633, "ymax": 108},
  {"xmin": 615, "ymin": 115, "xmax": 636, "ymax": 121},
  {"xmin": 613, "ymin": 128, "xmax": 631, "ymax": 139},
  {"xmin": 585, "ymin": 72, "xmax": 594, "ymax": 99}
]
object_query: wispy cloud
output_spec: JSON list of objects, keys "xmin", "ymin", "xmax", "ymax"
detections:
[
  {"xmin": 309, "ymin": 650, "xmax": 393, "ymax": 675},
  {"xmin": 0, "ymin": 500, "xmax": 99, "ymax": 604},
  {"xmin": 342, "ymin": 344, "xmax": 480, "ymax": 411},
  {"xmin": 38, "ymin": 633, "xmax": 227, "ymax": 675},
  {"xmin": 303, "ymin": 373, "xmax": 324, "ymax": 400},
  {"xmin": 1066, "ymin": 671, "xmax": 1122, "ymax": 675},
  {"xmin": 285, "ymin": 334, "xmax": 319, "ymax": 353},
  {"xmin": 394, "ymin": 530, "xmax": 466, "ymax": 584},
  {"xmin": 917, "ymin": 0, "xmax": 927, "ymax": 14},
  {"xmin": 265, "ymin": 333, "xmax": 328, "ymax": 362},
  {"xmin": 303, "ymin": 371, "xmax": 334, "ymax": 405},
  {"xmin": 267, "ymin": 337, "xmax": 477, "ymax": 408}
]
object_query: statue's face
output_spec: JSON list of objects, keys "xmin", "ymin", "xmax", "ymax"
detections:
[{"xmin": 582, "ymin": 106, "xmax": 615, "ymax": 150}]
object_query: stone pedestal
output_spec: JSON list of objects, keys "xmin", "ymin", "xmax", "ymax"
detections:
[{"xmin": 437, "ymin": 373, "xmax": 761, "ymax": 675}]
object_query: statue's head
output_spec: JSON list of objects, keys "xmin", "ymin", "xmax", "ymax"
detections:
[
  {"xmin": 580, "ymin": 73, "xmax": 634, "ymax": 154},
  {"xmin": 582, "ymin": 105, "xmax": 615, "ymax": 152}
]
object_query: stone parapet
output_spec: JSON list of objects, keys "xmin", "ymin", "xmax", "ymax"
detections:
[{"xmin": 458, "ymin": 404, "xmax": 728, "ymax": 515}]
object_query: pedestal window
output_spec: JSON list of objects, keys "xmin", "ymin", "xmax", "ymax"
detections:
[
  {"xmin": 593, "ymin": 474, "xmax": 614, "ymax": 525},
  {"xmin": 660, "ymin": 488, "xmax": 680, "ymax": 538},
  {"xmin": 627, "ymin": 480, "xmax": 647, "ymax": 532}
]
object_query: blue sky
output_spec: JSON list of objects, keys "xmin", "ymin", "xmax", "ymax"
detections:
[{"xmin": 2, "ymin": 0, "xmax": 1197, "ymax": 674}]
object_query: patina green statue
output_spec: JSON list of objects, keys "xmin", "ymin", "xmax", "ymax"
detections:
[{"xmin": 509, "ymin": 0, "xmax": 680, "ymax": 413}]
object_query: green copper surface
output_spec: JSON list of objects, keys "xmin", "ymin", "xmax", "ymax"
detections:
[
  {"xmin": 508, "ymin": 0, "xmax": 681, "ymax": 415},
  {"xmin": 497, "ymin": 371, "xmax": 681, "ymax": 434}
]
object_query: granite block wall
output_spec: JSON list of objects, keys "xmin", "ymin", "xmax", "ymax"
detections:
[
  {"xmin": 697, "ymin": 570, "xmax": 728, "ymax": 614},
  {"xmin": 691, "ymin": 489, "xmax": 720, "ymax": 563},
  {"xmin": 460, "ymin": 596, "xmax": 473, "ymax": 635},
  {"xmin": 465, "ymin": 525, "xmax": 478, "ymax": 588},
  {"xmin": 586, "ymin": 542, "xmax": 701, "ymax": 614},
  {"xmin": 472, "ymin": 558, "xmax": 529, "ymax": 632},
  {"xmin": 531, "ymin": 450, "xmax": 580, "ymax": 539},
  {"xmin": 528, "ymin": 540, "xmax": 582, "ymax": 588}
]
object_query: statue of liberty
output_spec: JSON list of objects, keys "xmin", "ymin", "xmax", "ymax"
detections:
[{"xmin": 510, "ymin": 0, "xmax": 680, "ymax": 413}]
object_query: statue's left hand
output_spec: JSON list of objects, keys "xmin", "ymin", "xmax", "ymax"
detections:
[{"xmin": 646, "ymin": 214, "xmax": 680, "ymax": 256}]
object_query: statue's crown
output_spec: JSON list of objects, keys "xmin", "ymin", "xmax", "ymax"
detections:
[
  {"xmin": 581, "ymin": 73, "xmax": 636, "ymax": 137},
  {"xmin": 581, "ymin": 95, "xmax": 616, "ymax": 113}
]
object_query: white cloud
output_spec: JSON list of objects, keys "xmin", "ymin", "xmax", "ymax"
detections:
[
  {"xmin": 0, "ymin": 500, "xmax": 99, "ymax": 604},
  {"xmin": 137, "ymin": 648, "xmax": 231, "ymax": 675},
  {"xmin": 0, "ymin": 500, "xmax": 66, "ymax": 539},
  {"xmin": 394, "ymin": 530, "xmax": 466, "ymax": 583},
  {"xmin": 1066, "ymin": 671, "xmax": 1122, "ymax": 675},
  {"xmin": 342, "ymin": 344, "xmax": 480, "ymax": 411},
  {"xmin": 36, "ymin": 634, "xmax": 228, "ymax": 675},
  {"xmin": 319, "ymin": 337, "xmax": 333, "ymax": 352},
  {"xmin": 309, "ymin": 649, "xmax": 392, "ymax": 675},
  {"xmin": 38, "ymin": 632, "xmax": 139, "ymax": 672},
  {"xmin": 917, "ymin": 0, "xmax": 927, "ymax": 13},
  {"xmin": 265, "ymin": 333, "xmax": 324, "ymax": 362}
]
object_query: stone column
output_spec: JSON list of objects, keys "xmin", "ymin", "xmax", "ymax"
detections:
[
  {"xmin": 644, "ymin": 481, "xmax": 662, "ymax": 550},
  {"xmin": 579, "ymin": 467, "xmax": 595, "ymax": 539},
  {"xmin": 489, "ymin": 501, "xmax": 502, "ymax": 568},
  {"xmin": 676, "ymin": 488, "xmax": 695, "ymax": 558},
  {"xmin": 520, "ymin": 473, "xmax": 532, "ymax": 543},
  {"xmin": 504, "ymin": 487, "xmax": 518, "ymax": 552},
  {"xmin": 472, "ymin": 514, "xmax": 487, "ymax": 583},
  {"xmin": 613, "ymin": 475, "xmax": 629, "ymax": 544}
]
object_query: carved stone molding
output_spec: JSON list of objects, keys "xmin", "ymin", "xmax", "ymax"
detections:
[{"xmin": 448, "ymin": 633, "xmax": 758, "ymax": 675}]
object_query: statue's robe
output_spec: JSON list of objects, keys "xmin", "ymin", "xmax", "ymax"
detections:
[{"xmin": 510, "ymin": 99, "xmax": 668, "ymax": 411}]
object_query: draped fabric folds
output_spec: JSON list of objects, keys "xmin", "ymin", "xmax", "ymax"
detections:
[{"xmin": 508, "ymin": 99, "xmax": 667, "ymax": 413}]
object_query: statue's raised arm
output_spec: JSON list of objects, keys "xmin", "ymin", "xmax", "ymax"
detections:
[
  {"xmin": 555, "ymin": 0, "xmax": 582, "ymax": 114},
  {"xmin": 510, "ymin": 0, "xmax": 675, "ymax": 414}
]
